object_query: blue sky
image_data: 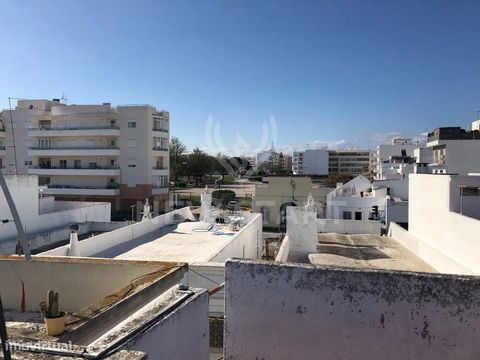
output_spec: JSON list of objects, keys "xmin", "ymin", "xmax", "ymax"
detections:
[{"xmin": 1, "ymin": 0, "xmax": 479, "ymax": 155}]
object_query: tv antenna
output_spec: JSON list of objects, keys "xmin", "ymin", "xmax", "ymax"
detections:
[{"xmin": 61, "ymin": 92, "xmax": 68, "ymax": 105}]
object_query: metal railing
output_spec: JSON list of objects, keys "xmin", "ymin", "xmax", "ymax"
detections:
[
  {"xmin": 29, "ymin": 146, "xmax": 120, "ymax": 150},
  {"xmin": 47, "ymin": 184, "xmax": 119, "ymax": 190},
  {"xmin": 152, "ymin": 127, "xmax": 168, "ymax": 132},
  {"xmin": 28, "ymin": 125, "xmax": 120, "ymax": 131},
  {"xmin": 30, "ymin": 165, "xmax": 120, "ymax": 170},
  {"xmin": 152, "ymin": 167, "xmax": 168, "ymax": 170},
  {"xmin": 152, "ymin": 147, "xmax": 168, "ymax": 151}
]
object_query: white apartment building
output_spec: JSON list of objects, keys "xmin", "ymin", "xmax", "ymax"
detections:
[
  {"xmin": 371, "ymin": 138, "xmax": 417, "ymax": 180},
  {"xmin": 0, "ymin": 99, "xmax": 170, "ymax": 213},
  {"xmin": 426, "ymin": 123, "xmax": 480, "ymax": 175},
  {"xmin": 292, "ymin": 149, "xmax": 370, "ymax": 176}
]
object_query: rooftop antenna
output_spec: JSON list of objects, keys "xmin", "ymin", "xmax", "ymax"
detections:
[{"xmin": 61, "ymin": 92, "xmax": 68, "ymax": 105}]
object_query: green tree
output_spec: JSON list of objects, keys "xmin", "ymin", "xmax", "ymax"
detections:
[
  {"xmin": 185, "ymin": 148, "xmax": 213, "ymax": 186},
  {"xmin": 170, "ymin": 137, "xmax": 187, "ymax": 186}
]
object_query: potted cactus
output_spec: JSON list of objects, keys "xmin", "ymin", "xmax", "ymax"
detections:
[{"xmin": 39, "ymin": 290, "xmax": 66, "ymax": 336}]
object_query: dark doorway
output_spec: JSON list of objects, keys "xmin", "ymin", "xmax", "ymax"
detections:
[{"xmin": 279, "ymin": 202, "xmax": 297, "ymax": 233}]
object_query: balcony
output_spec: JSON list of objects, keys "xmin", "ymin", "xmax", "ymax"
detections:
[
  {"xmin": 152, "ymin": 167, "xmax": 169, "ymax": 176},
  {"xmin": 28, "ymin": 125, "xmax": 120, "ymax": 138},
  {"xmin": 28, "ymin": 146, "xmax": 120, "ymax": 156},
  {"xmin": 28, "ymin": 165, "xmax": 121, "ymax": 176},
  {"xmin": 152, "ymin": 147, "xmax": 168, "ymax": 156},
  {"xmin": 152, "ymin": 127, "xmax": 168, "ymax": 133},
  {"xmin": 43, "ymin": 184, "xmax": 120, "ymax": 196},
  {"xmin": 152, "ymin": 185, "xmax": 169, "ymax": 195}
]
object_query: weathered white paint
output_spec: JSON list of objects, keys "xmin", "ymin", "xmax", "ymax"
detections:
[
  {"xmin": 0, "ymin": 257, "xmax": 183, "ymax": 312},
  {"xmin": 287, "ymin": 207, "xmax": 317, "ymax": 257},
  {"xmin": 225, "ymin": 259, "xmax": 480, "ymax": 360},
  {"xmin": 317, "ymin": 218, "xmax": 381, "ymax": 235},
  {"xmin": 275, "ymin": 236, "xmax": 290, "ymax": 262},
  {"xmin": 123, "ymin": 288, "xmax": 209, "ymax": 360}
]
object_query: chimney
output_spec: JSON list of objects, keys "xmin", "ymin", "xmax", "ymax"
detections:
[{"xmin": 67, "ymin": 224, "xmax": 80, "ymax": 257}]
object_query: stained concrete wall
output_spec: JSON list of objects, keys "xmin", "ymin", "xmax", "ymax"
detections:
[
  {"xmin": 0, "ymin": 256, "xmax": 182, "ymax": 312},
  {"xmin": 225, "ymin": 259, "xmax": 480, "ymax": 360},
  {"xmin": 317, "ymin": 219, "xmax": 381, "ymax": 235},
  {"xmin": 125, "ymin": 289, "xmax": 209, "ymax": 360}
]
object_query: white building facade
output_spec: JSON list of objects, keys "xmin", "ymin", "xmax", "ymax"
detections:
[
  {"xmin": 0, "ymin": 99, "xmax": 170, "ymax": 213},
  {"xmin": 293, "ymin": 149, "xmax": 370, "ymax": 176},
  {"xmin": 371, "ymin": 138, "xmax": 417, "ymax": 180}
]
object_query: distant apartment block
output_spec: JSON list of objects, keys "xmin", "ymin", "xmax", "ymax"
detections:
[
  {"xmin": 371, "ymin": 138, "xmax": 417, "ymax": 180},
  {"xmin": 293, "ymin": 149, "xmax": 370, "ymax": 176},
  {"xmin": 0, "ymin": 99, "xmax": 170, "ymax": 213},
  {"xmin": 427, "ymin": 123, "xmax": 480, "ymax": 175}
]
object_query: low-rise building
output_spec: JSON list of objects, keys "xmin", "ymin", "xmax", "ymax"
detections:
[
  {"xmin": 254, "ymin": 176, "xmax": 327, "ymax": 230},
  {"xmin": 371, "ymin": 138, "xmax": 417, "ymax": 180}
]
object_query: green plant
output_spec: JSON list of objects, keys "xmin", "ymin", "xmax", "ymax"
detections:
[
  {"xmin": 39, "ymin": 290, "xmax": 60, "ymax": 318},
  {"xmin": 212, "ymin": 190, "xmax": 236, "ymax": 207}
]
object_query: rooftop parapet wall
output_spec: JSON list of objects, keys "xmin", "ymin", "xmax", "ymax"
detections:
[
  {"xmin": 225, "ymin": 259, "xmax": 480, "ymax": 360},
  {"xmin": 40, "ymin": 207, "xmax": 195, "ymax": 257}
]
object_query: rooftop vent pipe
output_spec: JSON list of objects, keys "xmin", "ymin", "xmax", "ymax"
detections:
[{"xmin": 67, "ymin": 224, "xmax": 80, "ymax": 257}]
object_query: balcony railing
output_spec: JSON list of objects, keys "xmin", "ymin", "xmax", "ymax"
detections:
[
  {"xmin": 29, "ymin": 125, "xmax": 120, "ymax": 131},
  {"xmin": 47, "ymin": 184, "xmax": 119, "ymax": 190},
  {"xmin": 153, "ymin": 167, "xmax": 168, "ymax": 170},
  {"xmin": 31, "ymin": 165, "xmax": 120, "ymax": 170},
  {"xmin": 152, "ymin": 127, "xmax": 168, "ymax": 132},
  {"xmin": 29, "ymin": 146, "xmax": 120, "ymax": 150},
  {"xmin": 152, "ymin": 147, "xmax": 168, "ymax": 151}
]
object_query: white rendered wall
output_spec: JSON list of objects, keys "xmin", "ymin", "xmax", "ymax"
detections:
[
  {"xmin": 0, "ymin": 175, "xmax": 110, "ymax": 242},
  {"xmin": 409, "ymin": 174, "xmax": 480, "ymax": 275},
  {"xmin": 208, "ymin": 213, "xmax": 262, "ymax": 262},
  {"xmin": 317, "ymin": 219, "xmax": 381, "ymax": 235},
  {"xmin": 41, "ymin": 207, "xmax": 196, "ymax": 257},
  {"xmin": 225, "ymin": 259, "xmax": 480, "ymax": 360}
]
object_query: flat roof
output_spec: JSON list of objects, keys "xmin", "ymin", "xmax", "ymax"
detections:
[
  {"xmin": 95, "ymin": 221, "xmax": 240, "ymax": 262},
  {"xmin": 308, "ymin": 233, "xmax": 436, "ymax": 273}
]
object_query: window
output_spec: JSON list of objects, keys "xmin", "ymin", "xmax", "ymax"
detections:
[
  {"xmin": 74, "ymin": 160, "xmax": 81, "ymax": 169},
  {"xmin": 110, "ymin": 159, "xmax": 116, "ymax": 166},
  {"xmin": 128, "ymin": 139, "xmax": 136, "ymax": 148},
  {"xmin": 89, "ymin": 162, "xmax": 98, "ymax": 169},
  {"xmin": 128, "ymin": 158, "xmax": 136, "ymax": 168},
  {"xmin": 355, "ymin": 212, "xmax": 362, "ymax": 220},
  {"xmin": 38, "ymin": 177, "xmax": 51, "ymax": 186},
  {"xmin": 128, "ymin": 121, "xmax": 136, "ymax": 128},
  {"xmin": 0, "ymin": 159, "xmax": 2, "ymax": 168},
  {"xmin": 38, "ymin": 139, "xmax": 51, "ymax": 149},
  {"xmin": 110, "ymin": 140, "xmax": 116, "ymax": 147},
  {"xmin": 24, "ymin": 161, "xmax": 32, "ymax": 166},
  {"xmin": 342, "ymin": 211, "xmax": 352, "ymax": 220},
  {"xmin": 59, "ymin": 160, "xmax": 67, "ymax": 168}
]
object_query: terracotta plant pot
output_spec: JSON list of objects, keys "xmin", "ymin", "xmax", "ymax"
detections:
[{"xmin": 44, "ymin": 312, "xmax": 66, "ymax": 336}]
